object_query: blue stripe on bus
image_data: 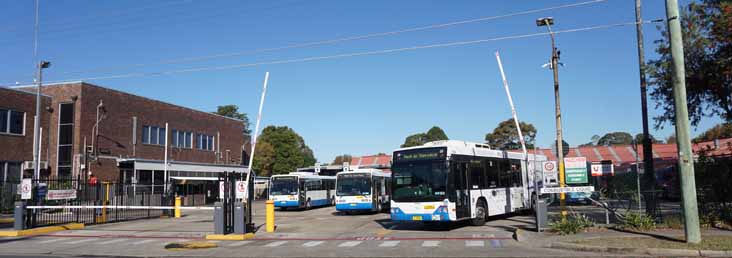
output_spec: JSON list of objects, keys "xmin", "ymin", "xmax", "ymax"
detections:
[
  {"xmin": 390, "ymin": 207, "xmax": 450, "ymax": 221},
  {"xmin": 336, "ymin": 203, "xmax": 373, "ymax": 210},
  {"xmin": 309, "ymin": 199, "xmax": 330, "ymax": 207},
  {"xmin": 274, "ymin": 200, "xmax": 300, "ymax": 207}
]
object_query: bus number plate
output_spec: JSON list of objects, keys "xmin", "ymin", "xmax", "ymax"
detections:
[
  {"xmin": 412, "ymin": 216, "xmax": 422, "ymax": 221},
  {"xmin": 423, "ymin": 205, "xmax": 435, "ymax": 210}
]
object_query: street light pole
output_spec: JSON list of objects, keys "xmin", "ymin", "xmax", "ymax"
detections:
[
  {"xmin": 32, "ymin": 61, "xmax": 50, "ymax": 181},
  {"xmin": 664, "ymin": 0, "xmax": 701, "ymax": 244},
  {"xmin": 537, "ymin": 17, "xmax": 567, "ymax": 219}
]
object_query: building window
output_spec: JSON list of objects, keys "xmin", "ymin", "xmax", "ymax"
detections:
[
  {"xmin": 196, "ymin": 133, "xmax": 215, "ymax": 151},
  {"xmin": 57, "ymin": 103, "xmax": 74, "ymax": 177},
  {"xmin": 0, "ymin": 162, "xmax": 22, "ymax": 183},
  {"xmin": 173, "ymin": 130, "xmax": 192, "ymax": 148},
  {"xmin": 0, "ymin": 108, "xmax": 25, "ymax": 135},
  {"xmin": 141, "ymin": 125, "xmax": 166, "ymax": 146}
]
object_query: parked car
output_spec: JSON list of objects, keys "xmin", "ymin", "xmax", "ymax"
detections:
[{"xmin": 566, "ymin": 191, "xmax": 600, "ymax": 205}]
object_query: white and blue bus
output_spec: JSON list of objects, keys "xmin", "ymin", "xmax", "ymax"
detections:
[
  {"xmin": 269, "ymin": 172, "xmax": 336, "ymax": 210},
  {"xmin": 390, "ymin": 140, "xmax": 546, "ymax": 226},
  {"xmin": 335, "ymin": 169, "xmax": 391, "ymax": 214}
]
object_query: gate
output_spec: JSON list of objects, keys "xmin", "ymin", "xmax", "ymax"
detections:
[{"xmin": 217, "ymin": 172, "xmax": 241, "ymax": 234}]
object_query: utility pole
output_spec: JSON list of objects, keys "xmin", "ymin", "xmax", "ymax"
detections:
[
  {"xmin": 33, "ymin": 61, "xmax": 50, "ymax": 181},
  {"xmin": 665, "ymin": 0, "xmax": 701, "ymax": 244},
  {"xmin": 634, "ymin": 0, "xmax": 657, "ymax": 217},
  {"xmin": 537, "ymin": 17, "xmax": 567, "ymax": 219}
]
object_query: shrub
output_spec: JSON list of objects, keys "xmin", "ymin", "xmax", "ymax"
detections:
[
  {"xmin": 550, "ymin": 214, "xmax": 595, "ymax": 235},
  {"xmin": 620, "ymin": 212, "xmax": 656, "ymax": 231},
  {"xmin": 661, "ymin": 215, "xmax": 684, "ymax": 229}
]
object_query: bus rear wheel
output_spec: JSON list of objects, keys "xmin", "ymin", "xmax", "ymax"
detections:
[
  {"xmin": 305, "ymin": 200, "xmax": 312, "ymax": 210},
  {"xmin": 471, "ymin": 202, "xmax": 487, "ymax": 226}
]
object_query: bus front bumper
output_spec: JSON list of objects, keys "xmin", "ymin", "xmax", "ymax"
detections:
[
  {"xmin": 336, "ymin": 203, "xmax": 373, "ymax": 210},
  {"xmin": 390, "ymin": 207, "xmax": 451, "ymax": 221},
  {"xmin": 273, "ymin": 200, "xmax": 299, "ymax": 207}
]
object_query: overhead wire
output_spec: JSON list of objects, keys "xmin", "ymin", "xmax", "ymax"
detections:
[
  {"xmin": 2, "ymin": 19, "xmax": 662, "ymax": 87},
  {"xmin": 56, "ymin": 0, "xmax": 610, "ymax": 76}
]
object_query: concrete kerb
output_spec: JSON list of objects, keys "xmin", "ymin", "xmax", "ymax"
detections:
[
  {"xmin": 550, "ymin": 241, "xmax": 732, "ymax": 257},
  {"xmin": 0, "ymin": 223, "xmax": 84, "ymax": 237},
  {"xmin": 205, "ymin": 233, "xmax": 255, "ymax": 241}
]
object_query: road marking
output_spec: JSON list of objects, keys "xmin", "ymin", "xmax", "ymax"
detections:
[
  {"xmin": 338, "ymin": 241, "xmax": 362, "ymax": 247},
  {"xmin": 227, "ymin": 241, "xmax": 252, "ymax": 247},
  {"xmin": 302, "ymin": 241, "xmax": 324, "ymax": 247},
  {"xmin": 264, "ymin": 241, "xmax": 288, "ymax": 247},
  {"xmin": 465, "ymin": 240, "xmax": 484, "ymax": 247},
  {"xmin": 490, "ymin": 239, "xmax": 503, "ymax": 248},
  {"xmin": 421, "ymin": 240, "xmax": 440, "ymax": 247},
  {"xmin": 131, "ymin": 239, "xmax": 157, "ymax": 245},
  {"xmin": 65, "ymin": 238, "xmax": 95, "ymax": 245},
  {"xmin": 37, "ymin": 238, "xmax": 65, "ymax": 244},
  {"xmin": 379, "ymin": 241, "xmax": 400, "ymax": 247},
  {"xmin": 97, "ymin": 238, "xmax": 127, "ymax": 245}
]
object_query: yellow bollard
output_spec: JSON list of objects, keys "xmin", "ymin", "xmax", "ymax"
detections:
[
  {"xmin": 265, "ymin": 200, "xmax": 275, "ymax": 232},
  {"xmin": 175, "ymin": 196, "xmax": 182, "ymax": 218}
]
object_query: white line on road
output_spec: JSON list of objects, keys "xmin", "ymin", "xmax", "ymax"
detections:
[
  {"xmin": 97, "ymin": 238, "xmax": 127, "ymax": 245},
  {"xmin": 379, "ymin": 241, "xmax": 400, "ymax": 247},
  {"xmin": 465, "ymin": 240, "xmax": 484, "ymax": 247},
  {"xmin": 264, "ymin": 241, "xmax": 288, "ymax": 247},
  {"xmin": 338, "ymin": 241, "xmax": 362, "ymax": 247},
  {"xmin": 421, "ymin": 240, "xmax": 440, "ymax": 247},
  {"xmin": 65, "ymin": 238, "xmax": 96, "ymax": 245},
  {"xmin": 131, "ymin": 239, "xmax": 157, "ymax": 245},
  {"xmin": 36, "ymin": 238, "xmax": 65, "ymax": 244},
  {"xmin": 302, "ymin": 241, "xmax": 324, "ymax": 247},
  {"xmin": 227, "ymin": 241, "xmax": 252, "ymax": 247}
]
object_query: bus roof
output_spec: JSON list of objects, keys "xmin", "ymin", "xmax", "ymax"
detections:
[
  {"xmin": 336, "ymin": 168, "xmax": 390, "ymax": 177},
  {"xmin": 270, "ymin": 172, "xmax": 336, "ymax": 180},
  {"xmin": 393, "ymin": 140, "xmax": 547, "ymax": 161}
]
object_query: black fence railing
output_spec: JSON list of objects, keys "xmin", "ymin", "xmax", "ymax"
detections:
[
  {"xmin": 26, "ymin": 176, "xmax": 170, "ymax": 228},
  {"xmin": 0, "ymin": 181, "xmax": 20, "ymax": 214}
]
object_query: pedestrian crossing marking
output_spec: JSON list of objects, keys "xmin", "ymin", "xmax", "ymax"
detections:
[
  {"xmin": 65, "ymin": 238, "xmax": 95, "ymax": 245},
  {"xmin": 37, "ymin": 238, "xmax": 65, "ymax": 244},
  {"xmin": 228, "ymin": 241, "xmax": 252, "ymax": 247},
  {"xmin": 303, "ymin": 241, "xmax": 324, "ymax": 247},
  {"xmin": 338, "ymin": 241, "xmax": 362, "ymax": 247},
  {"xmin": 97, "ymin": 238, "xmax": 127, "ymax": 245},
  {"xmin": 131, "ymin": 239, "xmax": 157, "ymax": 245},
  {"xmin": 421, "ymin": 240, "xmax": 440, "ymax": 247},
  {"xmin": 379, "ymin": 241, "xmax": 400, "ymax": 247},
  {"xmin": 490, "ymin": 239, "xmax": 503, "ymax": 248},
  {"xmin": 465, "ymin": 240, "xmax": 484, "ymax": 247},
  {"xmin": 264, "ymin": 241, "xmax": 288, "ymax": 247}
]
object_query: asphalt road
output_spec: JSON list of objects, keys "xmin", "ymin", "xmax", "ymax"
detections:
[{"xmin": 0, "ymin": 201, "xmax": 617, "ymax": 257}]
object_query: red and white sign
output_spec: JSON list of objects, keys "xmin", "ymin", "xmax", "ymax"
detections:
[
  {"xmin": 235, "ymin": 180, "xmax": 247, "ymax": 199},
  {"xmin": 20, "ymin": 179, "xmax": 32, "ymax": 200},
  {"xmin": 46, "ymin": 189, "xmax": 77, "ymax": 200},
  {"xmin": 542, "ymin": 161, "xmax": 559, "ymax": 186},
  {"xmin": 219, "ymin": 181, "xmax": 225, "ymax": 199},
  {"xmin": 591, "ymin": 162, "xmax": 614, "ymax": 176}
]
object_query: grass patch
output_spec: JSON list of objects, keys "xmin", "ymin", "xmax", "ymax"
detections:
[{"xmin": 575, "ymin": 236, "xmax": 732, "ymax": 251}]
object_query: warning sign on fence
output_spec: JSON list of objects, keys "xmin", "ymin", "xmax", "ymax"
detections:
[
  {"xmin": 235, "ymin": 180, "xmax": 247, "ymax": 199},
  {"xmin": 46, "ymin": 189, "xmax": 77, "ymax": 200}
]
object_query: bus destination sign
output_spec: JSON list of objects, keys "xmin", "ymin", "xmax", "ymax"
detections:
[{"xmin": 394, "ymin": 147, "xmax": 446, "ymax": 162}]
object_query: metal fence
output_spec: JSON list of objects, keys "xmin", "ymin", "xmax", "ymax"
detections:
[
  {"xmin": 0, "ymin": 181, "xmax": 20, "ymax": 214},
  {"xmin": 24, "ymin": 176, "xmax": 170, "ymax": 228}
]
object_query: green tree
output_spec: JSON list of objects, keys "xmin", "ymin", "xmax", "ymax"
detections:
[
  {"xmin": 256, "ymin": 126, "xmax": 316, "ymax": 175},
  {"xmin": 332, "ymin": 154, "xmax": 353, "ymax": 165},
  {"xmin": 484, "ymin": 119, "xmax": 537, "ymax": 149},
  {"xmin": 252, "ymin": 141, "xmax": 275, "ymax": 176},
  {"xmin": 693, "ymin": 123, "xmax": 732, "ymax": 142},
  {"xmin": 648, "ymin": 1, "xmax": 732, "ymax": 129},
  {"xmin": 597, "ymin": 132, "xmax": 633, "ymax": 146},
  {"xmin": 400, "ymin": 126, "xmax": 449, "ymax": 148},
  {"xmin": 634, "ymin": 133, "xmax": 661, "ymax": 144},
  {"xmin": 214, "ymin": 105, "xmax": 251, "ymax": 135}
]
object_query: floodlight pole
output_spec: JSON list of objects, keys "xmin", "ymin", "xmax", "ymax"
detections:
[
  {"xmin": 664, "ymin": 0, "xmax": 701, "ymax": 244},
  {"xmin": 33, "ymin": 61, "xmax": 49, "ymax": 181}
]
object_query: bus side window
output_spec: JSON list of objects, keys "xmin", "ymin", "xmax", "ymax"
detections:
[
  {"xmin": 469, "ymin": 160, "xmax": 485, "ymax": 189},
  {"xmin": 486, "ymin": 159, "xmax": 500, "ymax": 188}
]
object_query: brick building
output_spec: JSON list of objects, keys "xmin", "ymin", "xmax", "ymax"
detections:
[
  {"xmin": 5, "ymin": 82, "xmax": 249, "ymax": 196},
  {"xmin": 0, "ymin": 87, "xmax": 52, "ymax": 182}
]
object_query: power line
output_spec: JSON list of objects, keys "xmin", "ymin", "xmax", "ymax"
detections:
[
  {"xmin": 3, "ymin": 19, "xmax": 661, "ymax": 86},
  {"xmin": 57, "ymin": 0, "xmax": 610, "ymax": 76}
]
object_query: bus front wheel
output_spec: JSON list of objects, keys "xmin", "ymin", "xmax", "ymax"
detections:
[{"xmin": 471, "ymin": 202, "xmax": 487, "ymax": 226}]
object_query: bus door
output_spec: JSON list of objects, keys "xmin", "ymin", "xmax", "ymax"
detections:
[
  {"xmin": 453, "ymin": 162, "xmax": 471, "ymax": 219},
  {"xmin": 299, "ymin": 179, "xmax": 306, "ymax": 207}
]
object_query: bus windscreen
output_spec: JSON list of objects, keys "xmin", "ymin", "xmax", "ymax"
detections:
[
  {"xmin": 270, "ymin": 176, "xmax": 298, "ymax": 195},
  {"xmin": 337, "ymin": 173, "xmax": 371, "ymax": 196}
]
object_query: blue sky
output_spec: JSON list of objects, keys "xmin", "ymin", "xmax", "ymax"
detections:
[{"xmin": 0, "ymin": 0, "xmax": 723, "ymax": 162}]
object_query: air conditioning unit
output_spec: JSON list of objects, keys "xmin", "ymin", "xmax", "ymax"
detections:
[{"xmin": 22, "ymin": 161, "xmax": 48, "ymax": 170}]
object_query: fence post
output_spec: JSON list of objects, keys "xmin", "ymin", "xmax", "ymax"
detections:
[{"xmin": 175, "ymin": 196, "xmax": 181, "ymax": 218}]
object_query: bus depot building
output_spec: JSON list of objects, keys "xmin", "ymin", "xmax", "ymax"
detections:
[{"xmin": 2, "ymin": 82, "xmax": 249, "ymax": 204}]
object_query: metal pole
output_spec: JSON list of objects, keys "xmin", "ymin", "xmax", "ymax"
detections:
[
  {"xmin": 545, "ymin": 23, "xmax": 567, "ymax": 219},
  {"xmin": 633, "ymin": 140, "xmax": 642, "ymax": 212},
  {"xmin": 33, "ymin": 63, "xmax": 43, "ymax": 181},
  {"xmin": 664, "ymin": 0, "xmax": 701, "ymax": 244},
  {"xmin": 246, "ymin": 72, "xmax": 270, "ymax": 176},
  {"xmin": 164, "ymin": 123, "xmax": 168, "ymax": 193},
  {"xmin": 635, "ymin": 0, "xmax": 657, "ymax": 216}
]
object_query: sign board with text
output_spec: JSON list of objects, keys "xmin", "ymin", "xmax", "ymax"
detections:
[
  {"xmin": 46, "ymin": 189, "xmax": 77, "ymax": 200},
  {"xmin": 542, "ymin": 161, "xmax": 559, "ymax": 186},
  {"xmin": 235, "ymin": 180, "xmax": 247, "ymax": 199},
  {"xmin": 20, "ymin": 179, "xmax": 32, "ymax": 200},
  {"xmin": 564, "ymin": 157, "xmax": 588, "ymax": 184},
  {"xmin": 540, "ymin": 186, "xmax": 595, "ymax": 194},
  {"xmin": 591, "ymin": 162, "xmax": 614, "ymax": 176}
]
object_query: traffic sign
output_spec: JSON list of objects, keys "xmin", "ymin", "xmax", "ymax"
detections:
[
  {"xmin": 591, "ymin": 161, "xmax": 614, "ymax": 176},
  {"xmin": 540, "ymin": 186, "xmax": 595, "ymax": 194},
  {"xmin": 542, "ymin": 161, "xmax": 558, "ymax": 186},
  {"xmin": 219, "ymin": 181, "xmax": 225, "ymax": 199},
  {"xmin": 314, "ymin": 163, "xmax": 321, "ymax": 174},
  {"xmin": 235, "ymin": 180, "xmax": 247, "ymax": 199},
  {"xmin": 20, "ymin": 179, "xmax": 31, "ymax": 200},
  {"xmin": 564, "ymin": 157, "xmax": 588, "ymax": 184}
]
